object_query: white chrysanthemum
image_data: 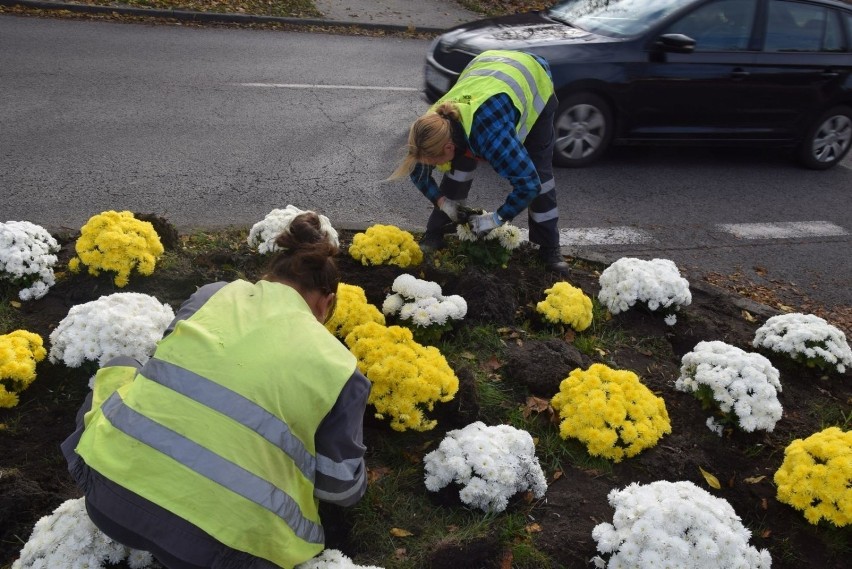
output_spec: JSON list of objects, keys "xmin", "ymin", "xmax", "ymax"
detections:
[
  {"xmin": 753, "ymin": 313, "xmax": 852, "ymax": 373},
  {"xmin": 0, "ymin": 221, "xmax": 61, "ymax": 301},
  {"xmin": 676, "ymin": 341, "xmax": 782, "ymax": 432},
  {"xmin": 592, "ymin": 481, "xmax": 771, "ymax": 569},
  {"xmin": 598, "ymin": 257, "xmax": 691, "ymax": 315},
  {"xmin": 423, "ymin": 421, "xmax": 547, "ymax": 513},
  {"xmin": 454, "ymin": 214, "xmax": 523, "ymax": 250},
  {"xmin": 296, "ymin": 548, "xmax": 384, "ymax": 569},
  {"xmin": 48, "ymin": 292, "xmax": 174, "ymax": 368},
  {"xmin": 247, "ymin": 205, "xmax": 339, "ymax": 254},
  {"xmin": 391, "ymin": 273, "xmax": 442, "ymax": 300},
  {"xmin": 11, "ymin": 498, "xmax": 156, "ymax": 569},
  {"xmin": 384, "ymin": 274, "xmax": 467, "ymax": 329},
  {"xmin": 381, "ymin": 293, "xmax": 405, "ymax": 316}
]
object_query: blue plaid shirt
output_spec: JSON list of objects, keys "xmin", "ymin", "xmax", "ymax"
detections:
[{"xmin": 410, "ymin": 55, "xmax": 551, "ymax": 221}]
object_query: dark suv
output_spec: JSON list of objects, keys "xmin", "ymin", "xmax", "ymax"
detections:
[{"xmin": 424, "ymin": 0, "xmax": 852, "ymax": 169}]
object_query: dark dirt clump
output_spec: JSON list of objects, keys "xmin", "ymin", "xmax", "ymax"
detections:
[{"xmin": 1, "ymin": 220, "xmax": 850, "ymax": 569}]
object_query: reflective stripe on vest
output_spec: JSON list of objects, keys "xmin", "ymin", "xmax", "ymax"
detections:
[
  {"xmin": 141, "ymin": 357, "xmax": 316, "ymax": 484},
  {"xmin": 99, "ymin": 391, "xmax": 324, "ymax": 545},
  {"xmin": 460, "ymin": 55, "xmax": 547, "ymax": 140}
]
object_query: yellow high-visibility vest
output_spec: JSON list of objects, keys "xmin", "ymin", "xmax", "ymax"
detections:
[
  {"xmin": 433, "ymin": 50, "xmax": 554, "ymax": 142},
  {"xmin": 76, "ymin": 280, "xmax": 356, "ymax": 568}
]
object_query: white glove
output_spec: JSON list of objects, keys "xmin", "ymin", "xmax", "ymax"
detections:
[
  {"xmin": 438, "ymin": 197, "xmax": 459, "ymax": 222},
  {"xmin": 470, "ymin": 212, "xmax": 503, "ymax": 236}
]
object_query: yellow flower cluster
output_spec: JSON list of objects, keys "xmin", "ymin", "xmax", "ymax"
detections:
[
  {"xmin": 774, "ymin": 426, "xmax": 851, "ymax": 527},
  {"xmin": 551, "ymin": 363, "xmax": 671, "ymax": 462},
  {"xmin": 536, "ymin": 282, "xmax": 593, "ymax": 331},
  {"xmin": 0, "ymin": 330, "xmax": 46, "ymax": 408},
  {"xmin": 348, "ymin": 225, "xmax": 423, "ymax": 268},
  {"xmin": 344, "ymin": 321, "xmax": 458, "ymax": 432},
  {"xmin": 68, "ymin": 211, "xmax": 164, "ymax": 287},
  {"xmin": 325, "ymin": 283, "xmax": 385, "ymax": 340}
]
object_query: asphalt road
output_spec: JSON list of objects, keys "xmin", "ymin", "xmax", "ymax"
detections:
[{"xmin": 1, "ymin": 15, "xmax": 850, "ymax": 309}]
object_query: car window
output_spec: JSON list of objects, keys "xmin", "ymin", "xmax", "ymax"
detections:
[
  {"xmin": 764, "ymin": 0, "xmax": 842, "ymax": 52},
  {"xmin": 664, "ymin": 0, "xmax": 757, "ymax": 51},
  {"xmin": 846, "ymin": 12, "xmax": 852, "ymax": 49},
  {"xmin": 548, "ymin": 0, "xmax": 698, "ymax": 38}
]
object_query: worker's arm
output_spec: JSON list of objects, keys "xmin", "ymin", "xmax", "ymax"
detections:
[
  {"xmin": 313, "ymin": 369, "xmax": 371, "ymax": 506},
  {"xmin": 468, "ymin": 94, "xmax": 541, "ymax": 222}
]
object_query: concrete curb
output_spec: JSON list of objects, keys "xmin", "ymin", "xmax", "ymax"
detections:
[{"xmin": 0, "ymin": 0, "xmax": 448, "ymax": 33}]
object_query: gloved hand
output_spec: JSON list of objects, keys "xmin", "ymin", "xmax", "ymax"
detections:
[
  {"xmin": 437, "ymin": 197, "xmax": 459, "ymax": 222},
  {"xmin": 470, "ymin": 212, "xmax": 503, "ymax": 237}
]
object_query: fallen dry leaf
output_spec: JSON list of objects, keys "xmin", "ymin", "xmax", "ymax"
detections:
[
  {"xmin": 744, "ymin": 475, "xmax": 766, "ymax": 484},
  {"xmin": 551, "ymin": 470, "xmax": 563, "ymax": 481},
  {"xmin": 389, "ymin": 527, "xmax": 413, "ymax": 538},
  {"xmin": 699, "ymin": 466, "xmax": 722, "ymax": 490},
  {"xmin": 499, "ymin": 549, "xmax": 513, "ymax": 569},
  {"xmin": 482, "ymin": 355, "xmax": 503, "ymax": 371},
  {"xmin": 742, "ymin": 309, "xmax": 756, "ymax": 322},
  {"xmin": 761, "ymin": 529, "xmax": 772, "ymax": 538},
  {"xmin": 525, "ymin": 522, "xmax": 542, "ymax": 533},
  {"xmin": 522, "ymin": 396, "xmax": 553, "ymax": 419},
  {"xmin": 563, "ymin": 328, "xmax": 575, "ymax": 343},
  {"xmin": 367, "ymin": 466, "xmax": 391, "ymax": 484}
]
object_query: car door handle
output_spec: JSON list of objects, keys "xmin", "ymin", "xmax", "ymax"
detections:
[
  {"xmin": 821, "ymin": 69, "xmax": 839, "ymax": 78},
  {"xmin": 730, "ymin": 68, "xmax": 750, "ymax": 79}
]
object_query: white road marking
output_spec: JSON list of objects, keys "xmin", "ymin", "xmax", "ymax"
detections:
[
  {"xmin": 235, "ymin": 82, "xmax": 419, "ymax": 92},
  {"xmin": 717, "ymin": 221, "xmax": 849, "ymax": 239},
  {"xmin": 519, "ymin": 227, "xmax": 654, "ymax": 246}
]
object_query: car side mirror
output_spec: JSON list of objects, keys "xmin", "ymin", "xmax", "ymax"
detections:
[{"xmin": 654, "ymin": 33, "xmax": 696, "ymax": 54}]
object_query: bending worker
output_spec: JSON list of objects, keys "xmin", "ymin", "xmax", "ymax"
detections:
[
  {"xmin": 61, "ymin": 212, "xmax": 371, "ymax": 569},
  {"xmin": 391, "ymin": 49, "xmax": 570, "ymax": 276}
]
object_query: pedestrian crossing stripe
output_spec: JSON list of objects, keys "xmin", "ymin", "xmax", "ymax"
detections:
[
  {"xmin": 717, "ymin": 221, "xmax": 848, "ymax": 239},
  {"xmin": 518, "ymin": 227, "xmax": 654, "ymax": 246}
]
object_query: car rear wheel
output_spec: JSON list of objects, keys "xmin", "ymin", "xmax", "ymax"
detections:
[
  {"xmin": 553, "ymin": 93, "xmax": 613, "ymax": 168},
  {"xmin": 797, "ymin": 106, "xmax": 852, "ymax": 170}
]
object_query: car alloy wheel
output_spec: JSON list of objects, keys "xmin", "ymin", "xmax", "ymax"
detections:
[
  {"xmin": 553, "ymin": 92, "xmax": 613, "ymax": 168},
  {"xmin": 798, "ymin": 106, "xmax": 852, "ymax": 170}
]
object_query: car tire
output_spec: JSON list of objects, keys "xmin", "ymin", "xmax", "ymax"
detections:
[
  {"xmin": 796, "ymin": 106, "xmax": 852, "ymax": 170},
  {"xmin": 553, "ymin": 92, "xmax": 614, "ymax": 168}
]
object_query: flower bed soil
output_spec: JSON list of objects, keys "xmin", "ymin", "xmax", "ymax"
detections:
[{"xmin": 1, "ymin": 223, "xmax": 850, "ymax": 569}]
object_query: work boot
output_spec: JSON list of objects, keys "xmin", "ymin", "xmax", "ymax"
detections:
[
  {"xmin": 419, "ymin": 232, "xmax": 446, "ymax": 253},
  {"xmin": 540, "ymin": 247, "xmax": 571, "ymax": 278}
]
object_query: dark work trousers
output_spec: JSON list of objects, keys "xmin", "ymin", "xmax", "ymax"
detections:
[
  {"xmin": 425, "ymin": 94, "xmax": 560, "ymax": 250},
  {"xmin": 61, "ymin": 360, "xmax": 281, "ymax": 569}
]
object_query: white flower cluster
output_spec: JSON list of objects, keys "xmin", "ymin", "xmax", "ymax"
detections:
[
  {"xmin": 455, "ymin": 215, "xmax": 523, "ymax": 250},
  {"xmin": 423, "ymin": 421, "xmax": 548, "ymax": 513},
  {"xmin": 48, "ymin": 292, "xmax": 174, "ymax": 368},
  {"xmin": 382, "ymin": 273, "xmax": 467, "ymax": 328},
  {"xmin": 753, "ymin": 313, "xmax": 852, "ymax": 373},
  {"xmin": 12, "ymin": 497, "xmax": 156, "ymax": 569},
  {"xmin": 598, "ymin": 257, "xmax": 692, "ymax": 316},
  {"xmin": 0, "ymin": 221, "xmax": 60, "ymax": 301},
  {"xmin": 591, "ymin": 481, "xmax": 772, "ymax": 569},
  {"xmin": 296, "ymin": 549, "xmax": 383, "ymax": 569},
  {"xmin": 247, "ymin": 205, "xmax": 339, "ymax": 254},
  {"xmin": 676, "ymin": 341, "xmax": 782, "ymax": 432}
]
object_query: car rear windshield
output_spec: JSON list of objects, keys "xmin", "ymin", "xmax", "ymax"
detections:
[{"xmin": 549, "ymin": 0, "xmax": 698, "ymax": 38}]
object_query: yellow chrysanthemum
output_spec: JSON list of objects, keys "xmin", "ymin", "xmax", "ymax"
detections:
[
  {"xmin": 70, "ymin": 210, "xmax": 164, "ymax": 287},
  {"xmin": 348, "ymin": 225, "xmax": 423, "ymax": 268},
  {"xmin": 774, "ymin": 427, "xmax": 852, "ymax": 527},
  {"xmin": 344, "ymin": 321, "xmax": 458, "ymax": 432},
  {"xmin": 0, "ymin": 330, "xmax": 46, "ymax": 409},
  {"xmin": 325, "ymin": 283, "xmax": 385, "ymax": 340},
  {"xmin": 551, "ymin": 363, "xmax": 671, "ymax": 462},
  {"xmin": 536, "ymin": 282, "xmax": 593, "ymax": 331}
]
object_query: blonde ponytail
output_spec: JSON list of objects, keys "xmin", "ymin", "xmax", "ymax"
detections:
[{"xmin": 388, "ymin": 104, "xmax": 458, "ymax": 180}]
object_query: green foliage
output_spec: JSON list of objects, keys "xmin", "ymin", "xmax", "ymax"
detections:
[{"xmin": 453, "ymin": 238, "xmax": 515, "ymax": 269}]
